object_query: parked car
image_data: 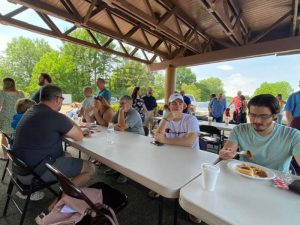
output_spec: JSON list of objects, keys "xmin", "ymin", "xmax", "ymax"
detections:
[{"xmin": 111, "ymin": 97, "xmax": 119, "ymax": 104}]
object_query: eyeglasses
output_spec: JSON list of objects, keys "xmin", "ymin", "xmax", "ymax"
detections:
[
  {"xmin": 56, "ymin": 96, "xmax": 64, "ymax": 100},
  {"xmin": 248, "ymin": 113, "xmax": 273, "ymax": 120},
  {"xmin": 165, "ymin": 128, "xmax": 186, "ymax": 136}
]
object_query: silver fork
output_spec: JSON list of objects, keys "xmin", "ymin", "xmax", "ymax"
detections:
[{"xmin": 237, "ymin": 150, "xmax": 253, "ymax": 160}]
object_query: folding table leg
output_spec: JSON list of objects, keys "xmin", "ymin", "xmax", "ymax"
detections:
[
  {"xmin": 158, "ymin": 196, "xmax": 164, "ymax": 225},
  {"xmin": 173, "ymin": 199, "xmax": 178, "ymax": 225}
]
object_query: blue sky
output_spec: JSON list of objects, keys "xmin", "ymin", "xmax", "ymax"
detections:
[{"xmin": 1, "ymin": 0, "xmax": 300, "ymax": 97}]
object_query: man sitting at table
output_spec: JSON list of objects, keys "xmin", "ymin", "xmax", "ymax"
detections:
[
  {"xmin": 219, "ymin": 94, "xmax": 300, "ymax": 172},
  {"xmin": 112, "ymin": 95, "xmax": 145, "ymax": 135},
  {"xmin": 155, "ymin": 93, "xmax": 200, "ymax": 149},
  {"xmin": 13, "ymin": 85, "xmax": 95, "ymax": 191},
  {"xmin": 153, "ymin": 92, "xmax": 201, "ymax": 223},
  {"xmin": 106, "ymin": 95, "xmax": 144, "ymax": 183}
]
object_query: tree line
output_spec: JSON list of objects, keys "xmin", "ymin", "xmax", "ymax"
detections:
[{"xmin": 0, "ymin": 30, "xmax": 293, "ymax": 102}]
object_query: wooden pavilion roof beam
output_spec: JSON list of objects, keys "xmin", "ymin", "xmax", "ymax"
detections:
[
  {"xmin": 227, "ymin": 0, "xmax": 249, "ymax": 39},
  {"xmin": 250, "ymin": 11, "xmax": 292, "ymax": 44},
  {"xmin": 4, "ymin": 6, "xmax": 27, "ymax": 18},
  {"xmin": 104, "ymin": 6, "xmax": 184, "ymax": 56},
  {"xmin": 0, "ymin": 13, "xmax": 149, "ymax": 64},
  {"xmin": 105, "ymin": 0, "xmax": 204, "ymax": 54},
  {"xmin": 8, "ymin": 0, "xmax": 170, "ymax": 60},
  {"xmin": 83, "ymin": 0, "xmax": 98, "ymax": 25},
  {"xmin": 292, "ymin": 0, "xmax": 299, "ymax": 36},
  {"xmin": 157, "ymin": 0, "xmax": 235, "ymax": 49},
  {"xmin": 148, "ymin": 35, "xmax": 300, "ymax": 71},
  {"xmin": 199, "ymin": 0, "xmax": 246, "ymax": 46}
]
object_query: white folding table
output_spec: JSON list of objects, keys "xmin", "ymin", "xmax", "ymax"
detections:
[
  {"xmin": 64, "ymin": 127, "xmax": 219, "ymax": 225},
  {"xmin": 179, "ymin": 159, "xmax": 300, "ymax": 225}
]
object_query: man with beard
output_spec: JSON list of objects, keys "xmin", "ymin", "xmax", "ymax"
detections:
[
  {"xmin": 32, "ymin": 73, "xmax": 52, "ymax": 103},
  {"xmin": 13, "ymin": 85, "xmax": 95, "ymax": 189},
  {"xmin": 219, "ymin": 94, "xmax": 300, "ymax": 172}
]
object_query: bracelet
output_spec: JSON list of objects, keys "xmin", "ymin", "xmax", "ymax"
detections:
[{"xmin": 163, "ymin": 118, "xmax": 169, "ymax": 122}]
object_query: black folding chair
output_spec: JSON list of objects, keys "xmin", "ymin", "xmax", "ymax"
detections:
[
  {"xmin": 0, "ymin": 128, "xmax": 14, "ymax": 146},
  {"xmin": 199, "ymin": 137, "xmax": 208, "ymax": 151},
  {"xmin": 46, "ymin": 163, "xmax": 128, "ymax": 225},
  {"xmin": 2, "ymin": 151, "xmax": 58, "ymax": 225},
  {"xmin": 200, "ymin": 125, "xmax": 223, "ymax": 152},
  {"xmin": 1, "ymin": 144, "xmax": 11, "ymax": 182}
]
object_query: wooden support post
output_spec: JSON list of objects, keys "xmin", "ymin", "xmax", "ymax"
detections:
[{"xmin": 164, "ymin": 65, "xmax": 176, "ymax": 104}]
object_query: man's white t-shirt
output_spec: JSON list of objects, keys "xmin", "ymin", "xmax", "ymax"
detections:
[{"xmin": 165, "ymin": 114, "xmax": 200, "ymax": 150}]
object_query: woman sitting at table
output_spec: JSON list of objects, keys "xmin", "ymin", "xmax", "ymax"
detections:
[{"xmin": 84, "ymin": 96, "xmax": 114, "ymax": 126}]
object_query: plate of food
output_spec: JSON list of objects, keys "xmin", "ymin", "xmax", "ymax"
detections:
[{"xmin": 227, "ymin": 161, "xmax": 275, "ymax": 180}]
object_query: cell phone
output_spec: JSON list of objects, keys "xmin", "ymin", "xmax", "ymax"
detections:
[{"xmin": 150, "ymin": 141, "xmax": 164, "ymax": 146}]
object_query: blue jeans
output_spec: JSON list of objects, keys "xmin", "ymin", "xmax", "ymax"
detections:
[{"xmin": 213, "ymin": 117, "xmax": 223, "ymax": 122}]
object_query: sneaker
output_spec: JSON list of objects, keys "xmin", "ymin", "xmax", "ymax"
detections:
[
  {"xmin": 35, "ymin": 212, "xmax": 46, "ymax": 225},
  {"xmin": 104, "ymin": 168, "xmax": 118, "ymax": 175},
  {"xmin": 116, "ymin": 174, "xmax": 128, "ymax": 183},
  {"xmin": 189, "ymin": 214, "xmax": 202, "ymax": 224},
  {"xmin": 148, "ymin": 190, "xmax": 160, "ymax": 198},
  {"xmin": 16, "ymin": 191, "xmax": 45, "ymax": 201}
]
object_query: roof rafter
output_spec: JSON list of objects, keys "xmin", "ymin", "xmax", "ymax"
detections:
[
  {"xmin": 250, "ymin": 11, "xmax": 292, "ymax": 44},
  {"xmin": 0, "ymin": 11, "xmax": 149, "ymax": 64},
  {"xmin": 148, "ymin": 35, "xmax": 300, "ymax": 71},
  {"xmin": 292, "ymin": 0, "xmax": 299, "ymax": 36},
  {"xmin": 106, "ymin": 0, "xmax": 203, "ymax": 54},
  {"xmin": 199, "ymin": 0, "xmax": 245, "ymax": 46},
  {"xmin": 157, "ymin": 0, "xmax": 235, "ymax": 48},
  {"xmin": 8, "ymin": 0, "xmax": 170, "ymax": 60}
]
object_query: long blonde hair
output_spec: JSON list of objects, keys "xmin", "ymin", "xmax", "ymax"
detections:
[
  {"xmin": 3, "ymin": 77, "xmax": 16, "ymax": 92},
  {"xmin": 94, "ymin": 96, "xmax": 112, "ymax": 111}
]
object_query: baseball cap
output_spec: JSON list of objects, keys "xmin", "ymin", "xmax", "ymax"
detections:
[{"xmin": 168, "ymin": 93, "xmax": 184, "ymax": 103}]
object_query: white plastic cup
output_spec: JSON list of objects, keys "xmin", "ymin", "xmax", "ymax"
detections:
[
  {"xmin": 225, "ymin": 116, "xmax": 230, "ymax": 125},
  {"xmin": 208, "ymin": 116, "xmax": 213, "ymax": 125},
  {"xmin": 201, "ymin": 163, "xmax": 220, "ymax": 191}
]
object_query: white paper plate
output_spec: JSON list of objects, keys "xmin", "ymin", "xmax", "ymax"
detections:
[{"xmin": 227, "ymin": 161, "xmax": 275, "ymax": 180}]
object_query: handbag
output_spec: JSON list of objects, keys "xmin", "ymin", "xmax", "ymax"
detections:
[{"xmin": 43, "ymin": 187, "xmax": 119, "ymax": 225}]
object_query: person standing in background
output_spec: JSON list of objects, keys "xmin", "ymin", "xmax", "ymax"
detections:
[
  {"xmin": 218, "ymin": 93, "xmax": 227, "ymax": 121},
  {"xmin": 96, "ymin": 78, "xmax": 111, "ymax": 103},
  {"xmin": 32, "ymin": 73, "xmax": 52, "ymax": 103},
  {"xmin": 180, "ymin": 90, "xmax": 191, "ymax": 114},
  {"xmin": 276, "ymin": 94, "xmax": 286, "ymax": 124},
  {"xmin": 142, "ymin": 87, "xmax": 157, "ymax": 131},
  {"xmin": 131, "ymin": 87, "xmax": 148, "ymax": 123},
  {"xmin": 228, "ymin": 90, "xmax": 242, "ymax": 123},
  {"xmin": 238, "ymin": 95, "xmax": 247, "ymax": 123},
  {"xmin": 0, "ymin": 78, "xmax": 24, "ymax": 160}
]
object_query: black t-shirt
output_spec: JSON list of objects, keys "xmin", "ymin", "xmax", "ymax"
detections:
[
  {"xmin": 13, "ymin": 103, "xmax": 73, "ymax": 167},
  {"xmin": 142, "ymin": 95, "xmax": 157, "ymax": 111},
  {"xmin": 32, "ymin": 89, "xmax": 41, "ymax": 103}
]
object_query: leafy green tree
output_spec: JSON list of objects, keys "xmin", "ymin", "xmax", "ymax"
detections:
[
  {"xmin": 0, "ymin": 37, "xmax": 52, "ymax": 89},
  {"xmin": 254, "ymin": 81, "xmax": 293, "ymax": 99},
  {"xmin": 152, "ymin": 74, "xmax": 165, "ymax": 99},
  {"xmin": 176, "ymin": 67, "xmax": 196, "ymax": 90},
  {"xmin": 110, "ymin": 60, "xmax": 155, "ymax": 97},
  {"xmin": 60, "ymin": 29, "xmax": 120, "ymax": 90},
  {"xmin": 196, "ymin": 77, "xmax": 225, "ymax": 101},
  {"xmin": 29, "ymin": 51, "xmax": 90, "ymax": 101},
  {"xmin": 181, "ymin": 83, "xmax": 201, "ymax": 101}
]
